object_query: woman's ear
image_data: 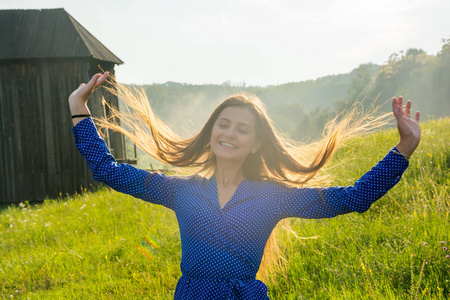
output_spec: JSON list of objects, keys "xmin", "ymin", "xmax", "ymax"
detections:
[{"xmin": 251, "ymin": 139, "xmax": 263, "ymax": 154}]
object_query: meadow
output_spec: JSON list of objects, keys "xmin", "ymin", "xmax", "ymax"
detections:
[{"xmin": 1, "ymin": 118, "xmax": 449, "ymax": 299}]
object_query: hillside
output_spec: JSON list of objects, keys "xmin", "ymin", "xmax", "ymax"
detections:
[{"xmin": 134, "ymin": 63, "xmax": 380, "ymax": 133}]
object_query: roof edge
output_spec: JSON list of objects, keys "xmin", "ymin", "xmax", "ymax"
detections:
[{"xmin": 65, "ymin": 10, "xmax": 124, "ymax": 65}]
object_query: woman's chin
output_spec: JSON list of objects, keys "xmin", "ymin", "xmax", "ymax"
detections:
[{"xmin": 214, "ymin": 153, "xmax": 248, "ymax": 165}]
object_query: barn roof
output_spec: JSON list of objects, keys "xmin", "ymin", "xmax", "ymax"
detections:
[{"xmin": 0, "ymin": 8, "xmax": 123, "ymax": 64}]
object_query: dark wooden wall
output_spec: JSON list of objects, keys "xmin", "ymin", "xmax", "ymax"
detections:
[{"xmin": 0, "ymin": 58, "xmax": 122, "ymax": 203}]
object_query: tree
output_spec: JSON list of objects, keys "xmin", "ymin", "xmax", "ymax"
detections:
[{"xmin": 347, "ymin": 65, "xmax": 371, "ymax": 102}]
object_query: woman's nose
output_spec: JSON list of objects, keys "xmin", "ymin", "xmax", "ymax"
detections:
[{"xmin": 224, "ymin": 128, "xmax": 236, "ymax": 139}]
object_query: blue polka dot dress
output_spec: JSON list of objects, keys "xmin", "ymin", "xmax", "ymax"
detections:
[{"xmin": 73, "ymin": 118, "xmax": 409, "ymax": 299}]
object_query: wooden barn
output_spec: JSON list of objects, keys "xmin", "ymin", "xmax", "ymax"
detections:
[{"xmin": 0, "ymin": 8, "xmax": 133, "ymax": 204}]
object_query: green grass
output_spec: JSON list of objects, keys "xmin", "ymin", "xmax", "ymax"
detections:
[{"xmin": 1, "ymin": 118, "xmax": 449, "ymax": 299}]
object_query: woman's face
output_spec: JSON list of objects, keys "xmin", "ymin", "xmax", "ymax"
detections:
[{"xmin": 210, "ymin": 106, "xmax": 261, "ymax": 164}]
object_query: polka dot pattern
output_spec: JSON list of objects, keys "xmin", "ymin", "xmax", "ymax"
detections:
[{"xmin": 73, "ymin": 118, "xmax": 409, "ymax": 299}]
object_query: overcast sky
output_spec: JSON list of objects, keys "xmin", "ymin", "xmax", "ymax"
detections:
[{"xmin": 3, "ymin": 0, "xmax": 449, "ymax": 86}]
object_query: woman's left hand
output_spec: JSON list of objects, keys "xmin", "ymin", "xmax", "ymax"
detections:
[{"xmin": 392, "ymin": 96, "xmax": 421, "ymax": 158}]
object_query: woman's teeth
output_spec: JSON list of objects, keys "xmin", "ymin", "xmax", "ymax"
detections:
[{"xmin": 220, "ymin": 142, "xmax": 238, "ymax": 149}]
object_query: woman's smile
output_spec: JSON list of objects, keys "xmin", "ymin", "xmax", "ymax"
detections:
[{"xmin": 219, "ymin": 141, "xmax": 239, "ymax": 149}]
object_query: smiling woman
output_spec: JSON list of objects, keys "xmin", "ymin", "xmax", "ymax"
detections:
[{"xmin": 69, "ymin": 72, "xmax": 420, "ymax": 299}]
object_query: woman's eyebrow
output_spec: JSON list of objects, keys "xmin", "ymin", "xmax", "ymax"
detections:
[
  {"xmin": 218, "ymin": 118, "xmax": 251, "ymax": 128},
  {"xmin": 238, "ymin": 123, "xmax": 251, "ymax": 128}
]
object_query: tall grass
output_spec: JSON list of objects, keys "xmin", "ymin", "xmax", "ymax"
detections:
[{"xmin": 1, "ymin": 118, "xmax": 449, "ymax": 299}]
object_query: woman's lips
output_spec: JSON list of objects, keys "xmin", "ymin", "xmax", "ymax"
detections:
[{"xmin": 219, "ymin": 141, "xmax": 238, "ymax": 149}]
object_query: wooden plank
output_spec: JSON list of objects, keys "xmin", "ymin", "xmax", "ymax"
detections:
[
  {"xmin": 49, "ymin": 60, "xmax": 63, "ymax": 197},
  {"xmin": 34, "ymin": 59, "xmax": 48, "ymax": 201},
  {"xmin": 57, "ymin": 60, "xmax": 76, "ymax": 196},
  {"xmin": 32, "ymin": 60, "xmax": 46, "ymax": 200},
  {"xmin": 11, "ymin": 62, "xmax": 23, "ymax": 202},
  {"xmin": 39, "ymin": 60, "xmax": 57, "ymax": 199},
  {"xmin": 20, "ymin": 61, "xmax": 33, "ymax": 201},
  {"xmin": 0, "ymin": 62, "xmax": 13, "ymax": 203}
]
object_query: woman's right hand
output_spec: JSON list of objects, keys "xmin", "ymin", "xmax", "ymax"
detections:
[
  {"xmin": 69, "ymin": 72, "xmax": 109, "ymax": 105},
  {"xmin": 69, "ymin": 72, "xmax": 109, "ymax": 126}
]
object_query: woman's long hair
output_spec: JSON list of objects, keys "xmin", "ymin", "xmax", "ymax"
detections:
[{"xmin": 97, "ymin": 75, "xmax": 391, "ymax": 282}]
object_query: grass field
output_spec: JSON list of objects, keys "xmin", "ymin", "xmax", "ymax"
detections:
[{"xmin": 1, "ymin": 118, "xmax": 449, "ymax": 299}]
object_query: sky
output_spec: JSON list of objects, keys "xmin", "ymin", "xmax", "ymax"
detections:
[{"xmin": 2, "ymin": 0, "xmax": 450, "ymax": 86}]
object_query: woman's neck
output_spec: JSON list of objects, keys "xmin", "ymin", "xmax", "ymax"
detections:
[{"xmin": 214, "ymin": 160, "xmax": 245, "ymax": 188}]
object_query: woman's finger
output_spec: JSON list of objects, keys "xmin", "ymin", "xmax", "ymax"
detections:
[
  {"xmin": 86, "ymin": 73, "xmax": 102, "ymax": 90},
  {"xmin": 405, "ymin": 100, "xmax": 411, "ymax": 118},
  {"xmin": 94, "ymin": 72, "xmax": 109, "ymax": 88},
  {"xmin": 397, "ymin": 96, "xmax": 403, "ymax": 113},
  {"xmin": 415, "ymin": 111, "xmax": 420, "ymax": 122},
  {"xmin": 392, "ymin": 97, "xmax": 402, "ymax": 118}
]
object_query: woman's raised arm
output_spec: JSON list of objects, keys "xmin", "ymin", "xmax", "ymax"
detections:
[
  {"xmin": 278, "ymin": 97, "xmax": 420, "ymax": 219},
  {"xmin": 69, "ymin": 72, "xmax": 177, "ymax": 210}
]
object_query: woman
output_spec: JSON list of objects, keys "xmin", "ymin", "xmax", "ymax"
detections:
[{"xmin": 69, "ymin": 72, "xmax": 420, "ymax": 299}]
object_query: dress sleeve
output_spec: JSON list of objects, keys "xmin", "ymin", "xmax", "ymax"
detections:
[
  {"xmin": 72, "ymin": 118, "xmax": 177, "ymax": 211},
  {"xmin": 278, "ymin": 149, "xmax": 409, "ymax": 219}
]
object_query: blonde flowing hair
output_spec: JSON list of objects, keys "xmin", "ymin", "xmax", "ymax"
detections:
[{"xmin": 97, "ymin": 75, "xmax": 391, "ymax": 283}]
